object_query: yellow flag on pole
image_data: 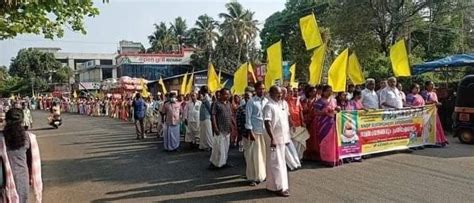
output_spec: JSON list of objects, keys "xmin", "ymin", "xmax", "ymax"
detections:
[
  {"xmin": 247, "ymin": 63, "xmax": 256, "ymax": 82},
  {"xmin": 328, "ymin": 49, "xmax": 349, "ymax": 92},
  {"xmin": 299, "ymin": 13, "xmax": 323, "ymax": 50},
  {"xmin": 308, "ymin": 43, "xmax": 326, "ymax": 85},
  {"xmin": 73, "ymin": 90, "xmax": 78, "ymax": 98},
  {"xmin": 159, "ymin": 76, "xmax": 167, "ymax": 94},
  {"xmin": 266, "ymin": 41, "xmax": 282, "ymax": 90},
  {"xmin": 289, "ymin": 64, "xmax": 298, "ymax": 88},
  {"xmin": 180, "ymin": 72, "xmax": 188, "ymax": 94},
  {"xmin": 348, "ymin": 52, "xmax": 365, "ymax": 85},
  {"xmin": 186, "ymin": 71, "xmax": 194, "ymax": 94},
  {"xmin": 207, "ymin": 63, "xmax": 220, "ymax": 92},
  {"xmin": 232, "ymin": 63, "xmax": 249, "ymax": 95},
  {"xmin": 390, "ymin": 39, "xmax": 411, "ymax": 77}
]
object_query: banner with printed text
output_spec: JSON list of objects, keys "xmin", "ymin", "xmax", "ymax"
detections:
[{"xmin": 336, "ymin": 105, "xmax": 437, "ymax": 159}]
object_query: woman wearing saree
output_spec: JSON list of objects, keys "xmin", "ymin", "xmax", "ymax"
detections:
[
  {"xmin": 406, "ymin": 84, "xmax": 425, "ymax": 107},
  {"xmin": 304, "ymin": 85, "xmax": 339, "ymax": 166},
  {"xmin": 421, "ymin": 81, "xmax": 449, "ymax": 146}
]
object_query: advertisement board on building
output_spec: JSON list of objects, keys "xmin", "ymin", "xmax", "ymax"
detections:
[{"xmin": 116, "ymin": 51, "xmax": 193, "ymax": 66}]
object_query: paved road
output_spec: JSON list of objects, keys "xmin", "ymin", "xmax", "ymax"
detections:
[{"xmin": 31, "ymin": 110, "xmax": 474, "ymax": 203}]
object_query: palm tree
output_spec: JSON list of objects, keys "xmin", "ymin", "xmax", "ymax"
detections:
[
  {"xmin": 218, "ymin": 1, "xmax": 259, "ymax": 63},
  {"xmin": 190, "ymin": 15, "xmax": 219, "ymax": 57},
  {"xmin": 170, "ymin": 17, "xmax": 188, "ymax": 48},
  {"xmin": 148, "ymin": 22, "xmax": 177, "ymax": 53}
]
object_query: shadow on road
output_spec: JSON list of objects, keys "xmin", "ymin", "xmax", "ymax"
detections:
[{"xmin": 34, "ymin": 110, "xmax": 474, "ymax": 202}]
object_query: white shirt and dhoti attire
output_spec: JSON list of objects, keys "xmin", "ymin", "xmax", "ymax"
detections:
[
  {"xmin": 263, "ymin": 98, "xmax": 291, "ymax": 192},
  {"xmin": 244, "ymin": 96, "xmax": 268, "ymax": 183},
  {"xmin": 361, "ymin": 88, "xmax": 379, "ymax": 109},
  {"xmin": 184, "ymin": 100, "xmax": 202, "ymax": 144},
  {"xmin": 379, "ymin": 87, "xmax": 403, "ymax": 109}
]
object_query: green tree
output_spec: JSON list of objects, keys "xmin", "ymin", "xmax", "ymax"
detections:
[
  {"xmin": 219, "ymin": 1, "xmax": 259, "ymax": 65},
  {"xmin": 148, "ymin": 22, "xmax": 177, "ymax": 53},
  {"xmin": 8, "ymin": 48, "xmax": 70, "ymax": 94},
  {"xmin": 260, "ymin": 0, "xmax": 473, "ymax": 83},
  {"xmin": 170, "ymin": 17, "xmax": 188, "ymax": 46},
  {"xmin": 188, "ymin": 14, "xmax": 219, "ymax": 70},
  {"xmin": 0, "ymin": 0, "xmax": 100, "ymax": 39},
  {"xmin": 0, "ymin": 65, "xmax": 7, "ymax": 81}
]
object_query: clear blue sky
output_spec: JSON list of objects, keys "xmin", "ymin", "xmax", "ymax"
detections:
[{"xmin": 0, "ymin": 0, "xmax": 285, "ymax": 67}]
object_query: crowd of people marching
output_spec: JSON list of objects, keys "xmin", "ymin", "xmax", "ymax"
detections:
[{"xmin": 0, "ymin": 77, "xmax": 449, "ymax": 199}]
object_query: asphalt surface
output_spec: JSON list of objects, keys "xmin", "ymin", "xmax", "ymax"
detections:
[{"xmin": 31, "ymin": 110, "xmax": 474, "ymax": 203}]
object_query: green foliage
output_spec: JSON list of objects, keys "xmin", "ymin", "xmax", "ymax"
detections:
[
  {"xmin": 0, "ymin": 0, "xmax": 100, "ymax": 39},
  {"xmin": 0, "ymin": 76, "xmax": 29, "ymax": 96},
  {"xmin": 260, "ymin": 0, "xmax": 474, "ymax": 84},
  {"xmin": 8, "ymin": 48, "xmax": 69, "ymax": 95}
]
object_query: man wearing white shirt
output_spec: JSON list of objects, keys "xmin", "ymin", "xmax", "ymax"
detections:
[
  {"xmin": 184, "ymin": 92, "xmax": 202, "ymax": 148},
  {"xmin": 264, "ymin": 85, "xmax": 291, "ymax": 197},
  {"xmin": 379, "ymin": 77, "xmax": 403, "ymax": 109},
  {"xmin": 361, "ymin": 78, "xmax": 379, "ymax": 109}
]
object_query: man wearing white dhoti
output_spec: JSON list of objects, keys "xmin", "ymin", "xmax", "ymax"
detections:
[
  {"xmin": 244, "ymin": 82, "xmax": 268, "ymax": 186},
  {"xmin": 199, "ymin": 86, "xmax": 213, "ymax": 151},
  {"xmin": 263, "ymin": 86, "xmax": 291, "ymax": 197},
  {"xmin": 209, "ymin": 88, "xmax": 233, "ymax": 169},
  {"xmin": 184, "ymin": 92, "xmax": 202, "ymax": 148}
]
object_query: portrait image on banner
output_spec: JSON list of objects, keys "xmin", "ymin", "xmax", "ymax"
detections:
[{"xmin": 336, "ymin": 105, "xmax": 437, "ymax": 159}]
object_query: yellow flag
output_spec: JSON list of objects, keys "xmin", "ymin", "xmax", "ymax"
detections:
[
  {"xmin": 207, "ymin": 63, "xmax": 220, "ymax": 92},
  {"xmin": 186, "ymin": 71, "xmax": 194, "ymax": 94},
  {"xmin": 328, "ymin": 49, "xmax": 349, "ymax": 92},
  {"xmin": 180, "ymin": 72, "xmax": 188, "ymax": 94},
  {"xmin": 348, "ymin": 52, "xmax": 365, "ymax": 85},
  {"xmin": 390, "ymin": 39, "xmax": 411, "ymax": 77},
  {"xmin": 289, "ymin": 64, "xmax": 298, "ymax": 88},
  {"xmin": 73, "ymin": 91, "xmax": 78, "ymax": 98},
  {"xmin": 308, "ymin": 43, "xmax": 326, "ymax": 85},
  {"xmin": 159, "ymin": 76, "xmax": 167, "ymax": 94},
  {"xmin": 247, "ymin": 63, "xmax": 256, "ymax": 82},
  {"xmin": 232, "ymin": 63, "xmax": 249, "ymax": 95},
  {"xmin": 266, "ymin": 41, "xmax": 282, "ymax": 90},
  {"xmin": 299, "ymin": 13, "xmax": 323, "ymax": 50}
]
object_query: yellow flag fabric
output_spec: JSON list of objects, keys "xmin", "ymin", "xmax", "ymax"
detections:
[
  {"xmin": 247, "ymin": 63, "xmax": 256, "ymax": 82},
  {"xmin": 186, "ymin": 72, "xmax": 194, "ymax": 94},
  {"xmin": 299, "ymin": 13, "xmax": 323, "ymax": 50},
  {"xmin": 73, "ymin": 91, "xmax": 78, "ymax": 98},
  {"xmin": 232, "ymin": 63, "xmax": 249, "ymax": 95},
  {"xmin": 180, "ymin": 72, "xmax": 188, "ymax": 94},
  {"xmin": 308, "ymin": 43, "xmax": 326, "ymax": 85},
  {"xmin": 266, "ymin": 41, "xmax": 282, "ymax": 90},
  {"xmin": 289, "ymin": 64, "xmax": 298, "ymax": 88},
  {"xmin": 328, "ymin": 49, "xmax": 349, "ymax": 92},
  {"xmin": 159, "ymin": 76, "xmax": 167, "ymax": 94},
  {"xmin": 347, "ymin": 52, "xmax": 365, "ymax": 85},
  {"xmin": 390, "ymin": 39, "xmax": 411, "ymax": 77},
  {"xmin": 208, "ymin": 63, "xmax": 220, "ymax": 92},
  {"xmin": 140, "ymin": 79, "xmax": 150, "ymax": 98}
]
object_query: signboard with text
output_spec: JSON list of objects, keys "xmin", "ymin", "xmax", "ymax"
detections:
[
  {"xmin": 336, "ymin": 105, "xmax": 437, "ymax": 159},
  {"xmin": 116, "ymin": 51, "xmax": 193, "ymax": 66}
]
